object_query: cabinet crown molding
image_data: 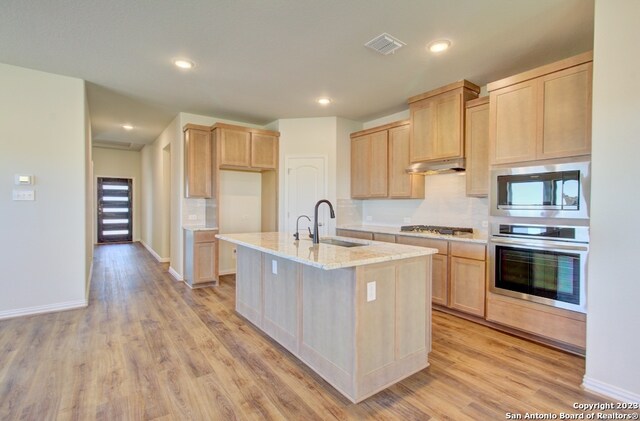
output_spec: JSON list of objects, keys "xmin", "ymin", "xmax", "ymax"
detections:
[
  {"xmin": 408, "ymin": 80, "xmax": 480, "ymax": 104},
  {"xmin": 487, "ymin": 50, "xmax": 593, "ymax": 92},
  {"xmin": 350, "ymin": 120, "xmax": 409, "ymax": 139}
]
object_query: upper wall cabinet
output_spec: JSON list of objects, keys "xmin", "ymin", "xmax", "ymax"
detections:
[
  {"xmin": 351, "ymin": 120, "xmax": 424, "ymax": 199},
  {"xmin": 465, "ymin": 97, "xmax": 490, "ymax": 197},
  {"xmin": 487, "ymin": 51, "xmax": 593, "ymax": 165},
  {"xmin": 408, "ymin": 80, "xmax": 480, "ymax": 163},
  {"xmin": 184, "ymin": 124, "xmax": 213, "ymax": 198},
  {"xmin": 215, "ymin": 123, "xmax": 279, "ymax": 171}
]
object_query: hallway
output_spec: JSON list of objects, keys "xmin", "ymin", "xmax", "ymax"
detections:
[{"xmin": 0, "ymin": 243, "xmax": 608, "ymax": 420}]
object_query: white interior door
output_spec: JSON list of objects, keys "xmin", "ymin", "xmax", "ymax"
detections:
[{"xmin": 285, "ymin": 157, "xmax": 327, "ymax": 239}]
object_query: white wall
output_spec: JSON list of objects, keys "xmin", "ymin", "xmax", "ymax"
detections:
[
  {"xmin": 362, "ymin": 173, "xmax": 489, "ymax": 233},
  {"xmin": 0, "ymin": 63, "xmax": 88, "ymax": 317},
  {"xmin": 584, "ymin": 0, "xmax": 640, "ymax": 401},
  {"xmin": 93, "ymin": 147, "xmax": 142, "ymax": 241},
  {"xmin": 141, "ymin": 112, "xmax": 264, "ymax": 279},
  {"xmin": 275, "ymin": 117, "xmax": 339, "ymax": 234},
  {"xmin": 218, "ymin": 171, "xmax": 262, "ymax": 274}
]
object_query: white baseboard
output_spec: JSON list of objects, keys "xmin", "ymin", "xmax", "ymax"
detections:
[
  {"xmin": 583, "ymin": 376, "xmax": 640, "ymax": 403},
  {"xmin": 168, "ymin": 266, "xmax": 183, "ymax": 281},
  {"xmin": 0, "ymin": 299, "xmax": 88, "ymax": 321},
  {"xmin": 140, "ymin": 240, "xmax": 170, "ymax": 263}
]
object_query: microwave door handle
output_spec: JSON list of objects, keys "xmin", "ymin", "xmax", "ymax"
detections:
[{"xmin": 490, "ymin": 237, "xmax": 589, "ymax": 252}]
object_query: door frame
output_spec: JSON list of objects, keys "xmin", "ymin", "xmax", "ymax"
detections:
[
  {"xmin": 283, "ymin": 155, "xmax": 329, "ymax": 235},
  {"xmin": 95, "ymin": 175, "xmax": 136, "ymax": 244}
]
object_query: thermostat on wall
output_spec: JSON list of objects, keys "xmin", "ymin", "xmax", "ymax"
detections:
[{"xmin": 15, "ymin": 174, "xmax": 34, "ymax": 185}]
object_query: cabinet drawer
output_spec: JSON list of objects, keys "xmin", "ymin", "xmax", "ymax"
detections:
[
  {"xmin": 336, "ymin": 229, "xmax": 374, "ymax": 241},
  {"xmin": 486, "ymin": 293, "xmax": 585, "ymax": 348},
  {"xmin": 396, "ymin": 236, "xmax": 448, "ymax": 255},
  {"xmin": 195, "ymin": 230, "xmax": 218, "ymax": 243},
  {"xmin": 373, "ymin": 233, "xmax": 396, "ymax": 243},
  {"xmin": 450, "ymin": 242, "xmax": 485, "ymax": 260}
]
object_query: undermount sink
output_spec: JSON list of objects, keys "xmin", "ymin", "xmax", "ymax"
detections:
[{"xmin": 319, "ymin": 238, "xmax": 367, "ymax": 248}]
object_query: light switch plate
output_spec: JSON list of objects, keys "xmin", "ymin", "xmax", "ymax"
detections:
[
  {"xmin": 12, "ymin": 189, "xmax": 35, "ymax": 201},
  {"xmin": 272, "ymin": 259, "xmax": 278, "ymax": 275},
  {"xmin": 367, "ymin": 281, "xmax": 376, "ymax": 302}
]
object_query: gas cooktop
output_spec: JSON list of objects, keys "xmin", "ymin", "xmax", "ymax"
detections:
[{"xmin": 400, "ymin": 225, "xmax": 474, "ymax": 236}]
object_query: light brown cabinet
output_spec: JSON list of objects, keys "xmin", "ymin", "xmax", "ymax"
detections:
[
  {"xmin": 184, "ymin": 229, "xmax": 218, "ymax": 287},
  {"xmin": 217, "ymin": 123, "xmax": 278, "ymax": 171},
  {"xmin": 486, "ymin": 292, "xmax": 586, "ymax": 350},
  {"xmin": 408, "ymin": 80, "xmax": 480, "ymax": 163},
  {"xmin": 350, "ymin": 121, "xmax": 423, "ymax": 199},
  {"xmin": 395, "ymin": 236, "xmax": 450, "ymax": 307},
  {"xmin": 351, "ymin": 130, "xmax": 388, "ymax": 198},
  {"xmin": 183, "ymin": 124, "xmax": 212, "ymax": 198},
  {"xmin": 488, "ymin": 51, "xmax": 592, "ymax": 165},
  {"xmin": 449, "ymin": 242, "xmax": 486, "ymax": 317},
  {"xmin": 336, "ymin": 229, "xmax": 374, "ymax": 240},
  {"xmin": 464, "ymin": 97, "xmax": 490, "ymax": 197}
]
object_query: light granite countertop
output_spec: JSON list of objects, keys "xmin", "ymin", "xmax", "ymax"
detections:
[
  {"xmin": 338, "ymin": 224, "xmax": 488, "ymax": 244},
  {"xmin": 183, "ymin": 225, "xmax": 219, "ymax": 232},
  {"xmin": 216, "ymin": 232, "xmax": 437, "ymax": 270}
]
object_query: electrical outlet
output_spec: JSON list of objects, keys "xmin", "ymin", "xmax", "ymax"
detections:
[
  {"xmin": 188, "ymin": 214, "xmax": 197, "ymax": 220},
  {"xmin": 481, "ymin": 220, "xmax": 488, "ymax": 228},
  {"xmin": 367, "ymin": 281, "xmax": 376, "ymax": 302},
  {"xmin": 365, "ymin": 216, "xmax": 372, "ymax": 222},
  {"xmin": 12, "ymin": 189, "xmax": 35, "ymax": 201},
  {"xmin": 403, "ymin": 217, "xmax": 411, "ymax": 224},
  {"xmin": 272, "ymin": 259, "xmax": 278, "ymax": 275}
]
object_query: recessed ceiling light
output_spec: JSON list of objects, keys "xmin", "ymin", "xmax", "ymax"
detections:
[
  {"xmin": 122, "ymin": 124, "xmax": 133, "ymax": 130},
  {"xmin": 173, "ymin": 59, "xmax": 195, "ymax": 69},
  {"xmin": 317, "ymin": 98, "xmax": 332, "ymax": 106},
  {"xmin": 428, "ymin": 39, "xmax": 451, "ymax": 53}
]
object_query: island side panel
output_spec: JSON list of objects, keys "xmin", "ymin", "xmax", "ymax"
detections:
[
  {"xmin": 299, "ymin": 265, "xmax": 356, "ymax": 400},
  {"xmin": 355, "ymin": 256, "xmax": 431, "ymax": 401},
  {"xmin": 262, "ymin": 254, "xmax": 300, "ymax": 354},
  {"xmin": 235, "ymin": 245, "xmax": 263, "ymax": 327}
]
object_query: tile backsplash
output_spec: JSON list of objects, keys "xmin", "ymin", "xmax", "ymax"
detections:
[{"xmin": 361, "ymin": 172, "xmax": 489, "ymax": 235}]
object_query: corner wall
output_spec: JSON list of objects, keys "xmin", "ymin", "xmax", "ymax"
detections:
[
  {"xmin": 584, "ymin": 0, "xmax": 640, "ymax": 401},
  {"xmin": 0, "ymin": 63, "xmax": 88, "ymax": 317}
]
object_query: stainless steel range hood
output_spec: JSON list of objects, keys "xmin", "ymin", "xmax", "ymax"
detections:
[{"xmin": 406, "ymin": 157, "xmax": 466, "ymax": 174}]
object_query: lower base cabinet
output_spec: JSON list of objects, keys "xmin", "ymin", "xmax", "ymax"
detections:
[
  {"xmin": 486, "ymin": 292, "xmax": 586, "ymax": 349},
  {"xmin": 184, "ymin": 229, "xmax": 218, "ymax": 287}
]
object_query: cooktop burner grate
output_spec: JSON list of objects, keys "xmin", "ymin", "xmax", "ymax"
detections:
[{"xmin": 400, "ymin": 225, "xmax": 474, "ymax": 235}]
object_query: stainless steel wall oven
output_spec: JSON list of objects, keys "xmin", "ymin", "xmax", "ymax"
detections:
[{"xmin": 489, "ymin": 223, "xmax": 589, "ymax": 313}]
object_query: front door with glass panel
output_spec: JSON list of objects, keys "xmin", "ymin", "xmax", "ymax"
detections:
[{"xmin": 97, "ymin": 177, "xmax": 133, "ymax": 243}]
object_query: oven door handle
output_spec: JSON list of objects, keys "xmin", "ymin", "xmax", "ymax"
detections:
[{"xmin": 490, "ymin": 237, "xmax": 589, "ymax": 252}]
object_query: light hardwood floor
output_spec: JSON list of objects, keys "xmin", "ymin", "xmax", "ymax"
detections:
[{"xmin": 0, "ymin": 243, "xmax": 613, "ymax": 420}]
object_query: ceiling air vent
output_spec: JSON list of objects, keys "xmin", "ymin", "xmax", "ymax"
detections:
[{"xmin": 365, "ymin": 33, "xmax": 406, "ymax": 55}]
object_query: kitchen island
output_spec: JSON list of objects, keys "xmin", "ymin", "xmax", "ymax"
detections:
[{"xmin": 216, "ymin": 232, "xmax": 437, "ymax": 403}]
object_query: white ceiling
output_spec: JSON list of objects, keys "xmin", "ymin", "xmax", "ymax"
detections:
[{"xmin": 0, "ymin": 0, "xmax": 594, "ymax": 147}]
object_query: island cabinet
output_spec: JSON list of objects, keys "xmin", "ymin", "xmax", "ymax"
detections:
[
  {"xmin": 464, "ymin": 97, "xmax": 490, "ymax": 197},
  {"xmin": 488, "ymin": 51, "xmax": 592, "ymax": 165},
  {"xmin": 183, "ymin": 124, "xmax": 213, "ymax": 198},
  {"xmin": 219, "ymin": 232, "xmax": 435, "ymax": 403},
  {"xmin": 184, "ymin": 229, "xmax": 218, "ymax": 287},
  {"xmin": 350, "ymin": 120, "xmax": 424, "ymax": 199},
  {"xmin": 396, "ymin": 237, "xmax": 450, "ymax": 307},
  {"xmin": 408, "ymin": 80, "xmax": 480, "ymax": 163},
  {"xmin": 215, "ymin": 123, "xmax": 278, "ymax": 171}
]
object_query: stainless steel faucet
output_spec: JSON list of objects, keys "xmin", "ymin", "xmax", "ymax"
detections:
[
  {"xmin": 312, "ymin": 199, "xmax": 335, "ymax": 244},
  {"xmin": 294, "ymin": 215, "xmax": 311, "ymax": 241}
]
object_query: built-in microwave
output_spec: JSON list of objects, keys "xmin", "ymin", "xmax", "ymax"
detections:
[{"xmin": 490, "ymin": 161, "xmax": 590, "ymax": 219}]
